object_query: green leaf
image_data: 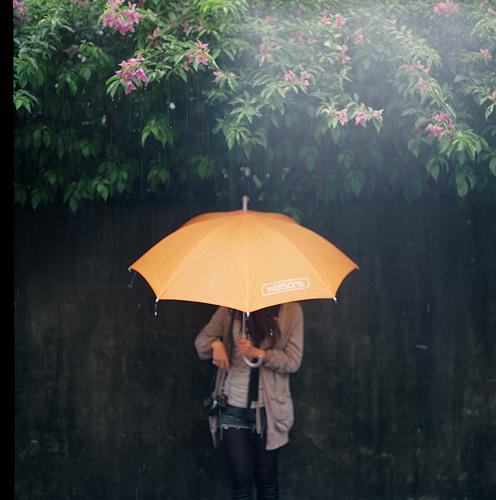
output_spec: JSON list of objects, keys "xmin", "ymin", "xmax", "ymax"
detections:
[
  {"xmin": 33, "ymin": 129, "xmax": 42, "ymax": 149},
  {"xmin": 141, "ymin": 130, "xmax": 151, "ymax": 147},
  {"xmin": 42, "ymin": 129, "xmax": 51, "ymax": 148},
  {"xmin": 46, "ymin": 171, "xmax": 57, "ymax": 185},
  {"xmin": 346, "ymin": 170, "xmax": 366, "ymax": 196},
  {"xmin": 426, "ymin": 158, "xmax": 440, "ymax": 181},
  {"xmin": 351, "ymin": 171, "xmax": 366, "ymax": 196},
  {"xmin": 107, "ymin": 78, "xmax": 121, "ymax": 98},
  {"xmin": 407, "ymin": 137, "xmax": 420, "ymax": 158},
  {"xmin": 456, "ymin": 174, "xmax": 468, "ymax": 197},
  {"xmin": 65, "ymin": 74, "xmax": 77, "ymax": 94},
  {"xmin": 31, "ymin": 190, "xmax": 42, "ymax": 210},
  {"xmin": 96, "ymin": 183, "xmax": 109, "ymax": 201},
  {"xmin": 176, "ymin": 67, "xmax": 188, "ymax": 82},
  {"xmin": 485, "ymin": 104, "xmax": 495, "ymax": 120},
  {"xmin": 455, "ymin": 170, "xmax": 475, "ymax": 198},
  {"xmin": 69, "ymin": 195, "xmax": 79, "ymax": 213},
  {"xmin": 81, "ymin": 67, "xmax": 92, "ymax": 81}
]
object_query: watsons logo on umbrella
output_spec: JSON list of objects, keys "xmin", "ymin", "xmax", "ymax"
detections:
[{"xmin": 261, "ymin": 277, "xmax": 310, "ymax": 296}]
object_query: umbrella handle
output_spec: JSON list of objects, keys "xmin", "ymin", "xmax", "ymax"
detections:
[
  {"xmin": 242, "ymin": 354, "xmax": 263, "ymax": 368},
  {"xmin": 241, "ymin": 311, "xmax": 263, "ymax": 368}
]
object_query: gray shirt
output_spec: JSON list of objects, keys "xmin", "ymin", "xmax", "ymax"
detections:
[{"xmin": 224, "ymin": 327, "xmax": 264, "ymax": 408}]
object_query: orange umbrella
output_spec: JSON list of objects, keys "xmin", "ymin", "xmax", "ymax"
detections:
[{"xmin": 129, "ymin": 197, "xmax": 358, "ymax": 314}]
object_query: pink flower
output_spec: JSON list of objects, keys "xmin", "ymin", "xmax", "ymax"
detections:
[
  {"xmin": 480, "ymin": 49, "xmax": 492, "ymax": 60},
  {"xmin": 434, "ymin": 111, "xmax": 451, "ymax": 123},
  {"xmin": 417, "ymin": 79, "xmax": 428, "ymax": 94},
  {"xmin": 13, "ymin": 0, "xmax": 27, "ymax": 20},
  {"xmin": 122, "ymin": 3, "xmax": 140, "ymax": 22},
  {"xmin": 283, "ymin": 70, "xmax": 311, "ymax": 89},
  {"xmin": 426, "ymin": 111, "xmax": 456, "ymax": 139},
  {"xmin": 197, "ymin": 53, "xmax": 209, "ymax": 66},
  {"xmin": 489, "ymin": 7, "xmax": 496, "ymax": 16},
  {"xmin": 124, "ymin": 80, "xmax": 137, "ymax": 94},
  {"xmin": 213, "ymin": 70, "xmax": 224, "ymax": 82},
  {"xmin": 432, "ymin": 112, "xmax": 456, "ymax": 135},
  {"xmin": 433, "ymin": 0, "xmax": 459, "ymax": 16},
  {"xmin": 425, "ymin": 123, "xmax": 443, "ymax": 137},
  {"xmin": 320, "ymin": 15, "xmax": 330, "ymax": 25},
  {"xmin": 354, "ymin": 110, "xmax": 368, "ymax": 127},
  {"xmin": 195, "ymin": 40, "xmax": 209, "ymax": 50},
  {"xmin": 299, "ymin": 70, "xmax": 311, "ymax": 88},
  {"xmin": 263, "ymin": 15, "xmax": 276, "ymax": 24},
  {"xmin": 283, "ymin": 70, "xmax": 297, "ymax": 82},
  {"xmin": 416, "ymin": 61, "xmax": 430, "ymax": 73},
  {"xmin": 401, "ymin": 60, "xmax": 430, "ymax": 74},
  {"xmin": 338, "ymin": 109, "xmax": 349, "ymax": 126},
  {"xmin": 134, "ymin": 67, "xmax": 149, "ymax": 83},
  {"xmin": 185, "ymin": 40, "xmax": 210, "ymax": 67},
  {"xmin": 372, "ymin": 109, "xmax": 383, "ymax": 122},
  {"xmin": 354, "ymin": 28, "xmax": 366, "ymax": 45},
  {"xmin": 128, "ymin": 55, "xmax": 144, "ymax": 64},
  {"xmin": 490, "ymin": 90, "xmax": 496, "ymax": 101},
  {"xmin": 115, "ymin": 56, "xmax": 148, "ymax": 94},
  {"xmin": 102, "ymin": 0, "xmax": 142, "ymax": 36},
  {"xmin": 335, "ymin": 14, "xmax": 345, "ymax": 29}
]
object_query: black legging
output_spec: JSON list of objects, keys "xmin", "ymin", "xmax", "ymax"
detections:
[{"xmin": 223, "ymin": 428, "xmax": 279, "ymax": 500}]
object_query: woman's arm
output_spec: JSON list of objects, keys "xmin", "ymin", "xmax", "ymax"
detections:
[
  {"xmin": 262, "ymin": 302, "xmax": 304, "ymax": 374},
  {"xmin": 194, "ymin": 306, "xmax": 231, "ymax": 361}
]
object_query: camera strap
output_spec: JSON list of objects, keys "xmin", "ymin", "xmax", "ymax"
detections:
[{"xmin": 211, "ymin": 308, "xmax": 235, "ymax": 398}]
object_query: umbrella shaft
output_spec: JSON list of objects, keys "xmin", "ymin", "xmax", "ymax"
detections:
[{"xmin": 241, "ymin": 312, "xmax": 262, "ymax": 367}]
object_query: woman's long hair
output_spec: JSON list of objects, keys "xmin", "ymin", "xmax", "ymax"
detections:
[{"xmin": 238, "ymin": 305, "xmax": 281, "ymax": 348}]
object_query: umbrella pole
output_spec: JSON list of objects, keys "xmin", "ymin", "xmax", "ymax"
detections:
[{"xmin": 242, "ymin": 312, "xmax": 262, "ymax": 368}]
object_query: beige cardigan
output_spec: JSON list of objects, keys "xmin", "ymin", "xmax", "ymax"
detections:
[{"xmin": 194, "ymin": 302, "xmax": 304, "ymax": 450}]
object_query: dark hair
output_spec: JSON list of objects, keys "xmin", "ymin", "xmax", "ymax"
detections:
[{"xmin": 243, "ymin": 305, "xmax": 281, "ymax": 348}]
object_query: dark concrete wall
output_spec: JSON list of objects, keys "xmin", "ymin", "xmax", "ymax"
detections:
[{"xmin": 14, "ymin": 201, "xmax": 496, "ymax": 500}]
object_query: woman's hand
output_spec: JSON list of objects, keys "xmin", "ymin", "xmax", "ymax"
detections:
[
  {"xmin": 211, "ymin": 339, "xmax": 230, "ymax": 370},
  {"xmin": 238, "ymin": 338, "xmax": 266, "ymax": 360}
]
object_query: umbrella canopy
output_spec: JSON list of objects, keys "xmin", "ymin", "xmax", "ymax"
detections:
[{"xmin": 129, "ymin": 203, "xmax": 358, "ymax": 313}]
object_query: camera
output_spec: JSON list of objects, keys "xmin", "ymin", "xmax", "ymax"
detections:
[{"xmin": 203, "ymin": 393, "xmax": 228, "ymax": 416}]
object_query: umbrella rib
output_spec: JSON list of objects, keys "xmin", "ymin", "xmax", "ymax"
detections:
[
  {"xmin": 243, "ymin": 215, "xmax": 250, "ymax": 312},
  {"xmin": 251, "ymin": 217, "xmax": 343, "ymax": 298},
  {"xmin": 153, "ymin": 217, "xmax": 239, "ymax": 300}
]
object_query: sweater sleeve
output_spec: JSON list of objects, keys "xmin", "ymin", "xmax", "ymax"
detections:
[
  {"xmin": 194, "ymin": 306, "xmax": 230, "ymax": 360},
  {"xmin": 262, "ymin": 302, "xmax": 304, "ymax": 374}
]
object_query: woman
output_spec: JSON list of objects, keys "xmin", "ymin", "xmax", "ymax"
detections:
[{"xmin": 195, "ymin": 302, "xmax": 304, "ymax": 500}]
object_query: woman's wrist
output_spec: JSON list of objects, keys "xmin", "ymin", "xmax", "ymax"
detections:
[
  {"xmin": 256, "ymin": 348, "xmax": 267, "ymax": 359},
  {"xmin": 210, "ymin": 339, "xmax": 222, "ymax": 349}
]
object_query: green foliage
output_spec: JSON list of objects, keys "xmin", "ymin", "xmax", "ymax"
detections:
[{"xmin": 13, "ymin": 0, "xmax": 496, "ymax": 212}]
